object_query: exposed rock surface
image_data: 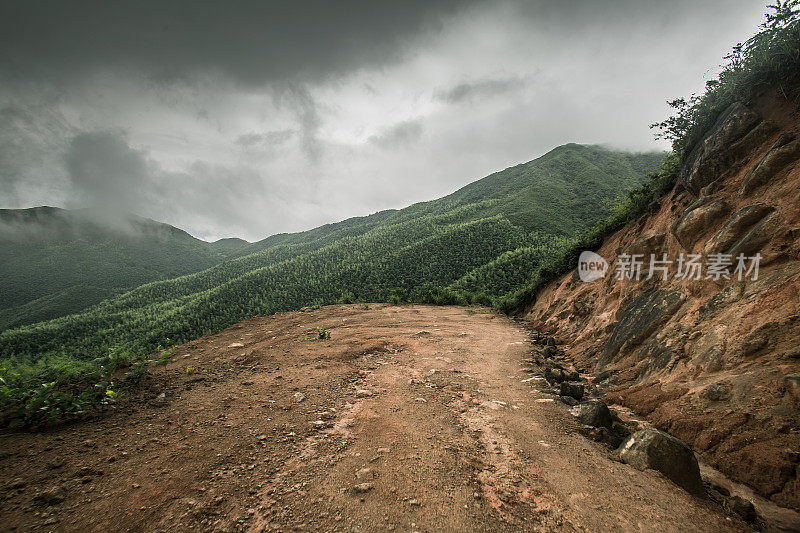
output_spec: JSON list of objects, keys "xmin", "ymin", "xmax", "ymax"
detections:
[
  {"xmin": 526, "ymin": 91, "xmax": 800, "ymax": 511},
  {"xmin": 679, "ymin": 102, "xmax": 776, "ymax": 194}
]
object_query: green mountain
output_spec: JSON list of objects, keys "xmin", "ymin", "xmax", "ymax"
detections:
[
  {"xmin": 0, "ymin": 207, "xmax": 247, "ymax": 329},
  {"xmin": 0, "ymin": 144, "xmax": 663, "ymax": 380}
]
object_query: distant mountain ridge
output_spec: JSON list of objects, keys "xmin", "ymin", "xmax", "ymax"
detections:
[
  {"xmin": 0, "ymin": 206, "xmax": 248, "ymax": 329},
  {"xmin": 0, "ymin": 144, "xmax": 663, "ymax": 375}
]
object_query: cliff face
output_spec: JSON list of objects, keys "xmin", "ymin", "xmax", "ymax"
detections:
[{"xmin": 525, "ymin": 91, "xmax": 800, "ymax": 511}]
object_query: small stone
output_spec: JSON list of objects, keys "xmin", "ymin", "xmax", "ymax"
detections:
[
  {"xmin": 34, "ymin": 486, "xmax": 66, "ymax": 505},
  {"xmin": 592, "ymin": 370, "xmax": 612, "ymax": 384},
  {"xmin": 6, "ymin": 478, "xmax": 26, "ymax": 490},
  {"xmin": 293, "ymin": 392, "xmax": 306, "ymax": 402},
  {"xmin": 355, "ymin": 389, "xmax": 373, "ymax": 398},
  {"xmin": 356, "ymin": 468, "xmax": 374, "ymax": 480},
  {"xmin": 151, "ymin": 392, "xmax": 167, "ymax": 407},
  {"xmin": 702, "ymin": 381, "xmax": 731, "ymax": 402},
  {"xmin": 228, "ymin": 343, "xmax": 245, "ymax": 348},
  {"xmin": 352, "ymin": 483, "xmax": 374, "ymax": 494}
]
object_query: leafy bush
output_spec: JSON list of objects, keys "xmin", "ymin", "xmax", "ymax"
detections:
[{"xmin": 0, "ymin": 354, "xmax": 120, "ymax": 428}]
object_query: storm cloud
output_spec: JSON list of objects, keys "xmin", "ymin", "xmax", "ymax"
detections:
[
  {"xmin": 0, "ymin": 0, "xmax": 769, "ymax": 241},
  {"xmin": 0, "ymin": 1, "xmax": 468, "ymax": 86}
]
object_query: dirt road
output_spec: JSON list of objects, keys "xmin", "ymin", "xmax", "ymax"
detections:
[{"xmin": 0, "ymin": 305, "xmax": 749, "ymax": 531}]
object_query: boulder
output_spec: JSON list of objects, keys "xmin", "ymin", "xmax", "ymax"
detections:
[
  {"xmin": 785, "ymin": 374, "xmax": 800, "ymax": 402},
  {"xmin": 729, "ymin": 496, "xmax": 759, "ymax": 524},
  {"xmin": 559, "ymin": 382, "xmax": 585, "ymax": 400},
  {"xmin": 618, "ymin": 428, "xmax": 704, "ymax": 494},
  {"xmin": 627, "ymin": 232, "xmax": 667, "ymax": 257},
  {"xmin": 571, "ymin": 400, "xmax": 613, "ymax": 429}
]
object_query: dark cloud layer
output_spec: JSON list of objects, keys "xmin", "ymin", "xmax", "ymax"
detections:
[
  {"xmin": 0, "ymin": 0, "xmax": 769, "ymax": 241},
  {"xmin": 0, "ymin": 0, "xmax": 469, "ymax": 85}
]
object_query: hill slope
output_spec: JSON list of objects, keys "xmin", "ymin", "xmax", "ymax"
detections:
[
  {"xmin": 0, "ymin": 144, "xmax": 662, "ymax": 377},
  {"xmin": 525, "ymin": 94, "xmax": 800, "ymax": 511},
  {"xmin": 0, "ymin": 207, "xmax": 246, "ymax": 329}
]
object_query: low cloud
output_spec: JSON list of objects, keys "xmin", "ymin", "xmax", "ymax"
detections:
[
  {"xmin": 435, "ymin": 76, "xmax": 527, "ymax": 104},
  {"xmin": 369, "ymin": 119, "xmax": 424, "ymax": 149},
  {"xmin": 235, "ymin": 129, "xmax": 295, "ymax": 148}
]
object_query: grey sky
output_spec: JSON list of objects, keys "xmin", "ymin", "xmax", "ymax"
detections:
[{"xmin": 0, "ymin": 0, "xmax": 768, "ymax": 241}]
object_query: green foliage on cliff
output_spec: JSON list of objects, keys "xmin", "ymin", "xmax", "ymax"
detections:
[{"xmin": 652, "ymin": 0, "xmax": 800, "ymax": 155}]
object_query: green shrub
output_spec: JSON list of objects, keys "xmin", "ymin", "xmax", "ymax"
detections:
[{"xmin": 652, "ymin": 1, "xmax": 800, "ymax": 154}]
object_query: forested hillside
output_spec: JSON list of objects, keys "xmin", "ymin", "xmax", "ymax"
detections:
[
  {"xmin": 0, "ymin": 207, "xmax": 246, "ymax": 330},
  {"xmin": 0, "ymin": 144, "xmax": 662, "ymax": 384}
]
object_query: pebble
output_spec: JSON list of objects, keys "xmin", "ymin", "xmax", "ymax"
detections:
[{"xmin": 352, "ymin": 483, "xmax": 374, "ymax": 493}]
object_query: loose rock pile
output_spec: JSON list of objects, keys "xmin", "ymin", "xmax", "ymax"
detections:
[{"xmin": 525, "ymin": 328, "xmax": 763, "ymax": 527}]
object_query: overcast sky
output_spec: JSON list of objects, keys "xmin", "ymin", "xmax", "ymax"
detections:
[{"xmin": 0, "ymin": 0, "xmax": 767, "ymax": 241}]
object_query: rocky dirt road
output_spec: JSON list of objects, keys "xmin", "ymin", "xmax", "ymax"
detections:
[{"xmin": 0, "ymin": 305, "xmax": 754, "ymax": 531}]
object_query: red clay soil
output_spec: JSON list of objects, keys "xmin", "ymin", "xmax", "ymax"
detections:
[{"xmin": 0, "ymin": 305, "xmax": 755, "ymax": 532}]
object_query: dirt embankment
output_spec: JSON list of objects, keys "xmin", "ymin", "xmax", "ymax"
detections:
[
  {"xmin": 525, "ymin": 91, "xmax": 800, "ymax": 512},
  {"xmin": 0, "ymin": 305, "xmax": 761, "ymax": 532}
]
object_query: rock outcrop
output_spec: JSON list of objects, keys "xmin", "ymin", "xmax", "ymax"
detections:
[{"xmin": 526, "ymin": 91, "xmax": 800, "ymax": 511}]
